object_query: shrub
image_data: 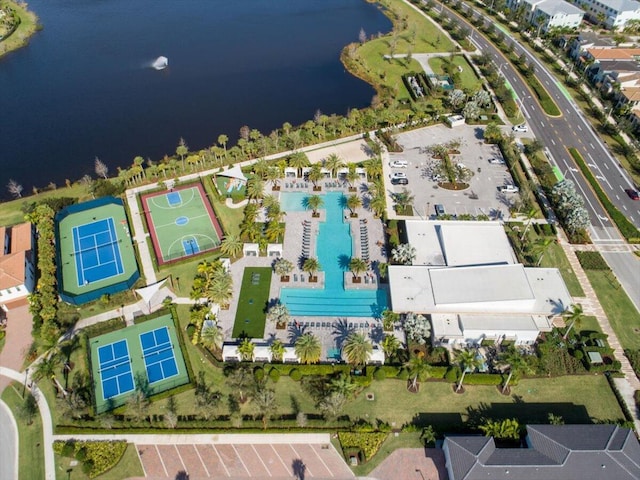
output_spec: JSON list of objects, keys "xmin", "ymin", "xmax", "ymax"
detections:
[
  {"xmin": 338, "ymin": 432, "xmax": 388, "ymax": 461},
  {"xmin": 373, "ymin": 368, "xmax": 387, "ymax": 381},
  {"xmin": 75, "ymin": 447, "xmax": 87, "ymax": 461},
  {"xmin": 461, "ymin": 373, "xmax": 503, "ymax": 385},
  {"xmin": 53, "ymin": 441, "xmax": 127, "ymax": 478},
  {"xmin": 253, "ymin": 367, "xmax": 265, "ymax": 382},
  {"xmin": 268, "ymin": 367, "xmax": 281, "ymax": 383},
  {"xmin": 186, "ymin": 324, "xmax": 196, "ymax": 342},
  {"xmin": 573, "ymin": 350, "xmax": 584, "ymax": 361},
  {"xmin": 430, "ymin": 366, "xmax": 448, "ymax": 379},
  {"xmin": 444, "ymin": 366, "xmax": 460, "ymax": 382},
  {"xmin": 396, "ymin": 368, "xmax": 409, "ymax": 380},
  {"xmin": 576, "ymin": 251, "xmax": 609, "ymax": 270},
  {"xmin": 82, "ymin": 460, "xmax": 94, "ymax": 475},
  {"xmin": 290, "ymin": 369, "xmax": 302, "ymax": 381}
]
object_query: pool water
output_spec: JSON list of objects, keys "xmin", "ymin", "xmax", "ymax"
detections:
[{"xmin": 279, "ymin": 192, "xmax": 388, "ymax": 317}]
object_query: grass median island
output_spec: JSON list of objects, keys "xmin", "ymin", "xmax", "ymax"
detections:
[{"xmin": 1, "ymin": 383, "xmax": 45, "ymax": 480}]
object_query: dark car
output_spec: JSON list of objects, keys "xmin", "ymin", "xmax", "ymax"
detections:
[
  {"xmin": 435, "ymin": 204, "xmax": 445, "ymax": 216},
  {"xmin": 391, "ymin": 177, "xmax": 408, "ymax": 185},
  {"xmin": 625, "ymin": 188, "xmax": 639, "ymax": 200}
]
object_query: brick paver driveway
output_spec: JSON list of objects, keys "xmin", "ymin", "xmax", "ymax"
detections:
[
  {"xmin": 369, "ymin": 448, "xmax": 447, "ymax": 480},
  {"xmin": 135, "ymin": 442, "xmax": 354, "ymax": 479}
]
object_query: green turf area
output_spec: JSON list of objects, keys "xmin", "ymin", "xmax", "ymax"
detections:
[
  {"xmin": 585, "ymin": 269, "xmax": 640, "ymax": 350},
  {"xmin": 342, "ymin": 375, "xmax": 624, "ymax": 429},
  {"xmin": 90, "ymin": 314, "xmax": 190, "ymax": 414},
  {"xmin": 56, "ymin": 198, "xmax": 139, "ymax": 302},
  {"xmin": 578, "ymin": 316, "xmax": 603, "ymax": 335},
  {"xmin": 232, "ymin": 267, "xmax": 273, "ymax": 338},
  {"xmin": 428, "ymin": 55, "xmax": 482, "ymax": 92},
  {"xmin": 538, "ymin": 242, "xmax": 584, "ymax": 297},
  {"xmin": 1, "ymin": 384, "xmax": 45, "ymax": 480},
  {"xmin": 55, "ymin": 443, "xmax": 144, "ymax": 480},
  {"xmin": 141, "ymin": 184, "xmax": 222, "ymax": 264}
]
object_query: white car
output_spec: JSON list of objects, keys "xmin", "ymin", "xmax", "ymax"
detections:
[
  {"xmin": 391, "ymin": 172, "xmax": 407, "ymax": 180},
  {"xmin": 488, "ymin": 157, "xmax": 506, "ymax": 165},
  {"xmin": 389, "ymin": 160, "xmax": 408, "ymax": 168},
  {"xmin": 512, "ymin": 124, "xmax": 528, "ymax": 133},
  {"xmin": 498, "ymin": 184, "xmax": 519, "ymax": 193}
]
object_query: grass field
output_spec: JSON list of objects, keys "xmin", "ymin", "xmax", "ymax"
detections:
[
  {"xmin": 342, "ymin": 375, "xmax": 624, "ymax": 429},
  {"xmin": 539, "ymin": 241, "xmax": 584, "ymax": 297},
  {"xmin": 585, "ymin": 269, "xmax": 640, "ymax": 350},
  {"xmin": 1, "ymin": 383, "xmax": 45, "ymax": 480},
  {"xmin": 54, "ymin": 443, "xmax": 144, "ymax": 480},
  {"xmin": 232, "ymin": 267, "xmax": 273, "ymax": 338},
  {"xmin": 428, "ymin": 55, "xmax": 482, "ymax": 92}
]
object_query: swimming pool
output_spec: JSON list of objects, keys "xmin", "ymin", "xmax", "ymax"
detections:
[{"xmin": 280, "ymin": 192, "xmax": 388, "ymax": 317}]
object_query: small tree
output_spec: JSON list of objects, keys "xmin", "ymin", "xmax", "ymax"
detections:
[
  {"xmin": 253, "ymin": 387, "xmax": 278, "ymax": 430},
  {"xmin": 6, "ymin": 179, "xmax": 23, "ymax": 198},
  {"xmin": 266, "ymin": 303, "xmax": 290, "ymax": 329},
  {"xmin": 273, "ymin": 258, "xmax": 294, "ymax": 280},
  {"xmin": 238, "ymin": 338, "xmax": 255, "ymax": 362},
  {"xmin": 94, "ymin": 157, "xmax": 109, "ymax": 179},
  {"xmin": 403, "ymin": 313, "xmax": 431, "ymax": 345},
  {"xmin": 349, "ymin": 257, "xmax": 368, "ymax": 280},
  {"xmin": 269, "ymin": 339, "xmax": 286, "ymax": 362},
  {"xmin": 562, "ymin": 303, "xmax": 584, "ymax": 340},
  {"xmin": 497, "ymin": 347, "xmax": 532, "ymax": 394},
  {"xmin": 200, "ymin": 325, "xmax": 224, "ymax": 353},
  {"xmin": 405, "ymin": 356, "xmax": 432, "ymax": 391}
]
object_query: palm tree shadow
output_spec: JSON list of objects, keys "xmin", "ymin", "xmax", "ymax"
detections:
[
  {"xmin": 292, "ymin": 458, "xmax": 306, "ymax": 480},
  {"xmin": 550, "ymin": 298, "xmax": 568, "ymax": 315},
  {"xmin": 332, "ymin": 318, "xmax": 354, "ymax": 350},
  {"xmin": 288, "ymin": 324, "xmax": 307, "ymax": 343},
  {"xmin": 338, "ymin": 254, "xmax": 351, "ymax": 270},
  {"xmin": 369, "ymin": 324, "xmax": 385, "ymax": 343}
]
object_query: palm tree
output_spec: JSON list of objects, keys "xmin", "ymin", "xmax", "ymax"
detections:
[
  {"xmin": 288, "ymin": 151, "xmax": 310, "ymax": 178},
  {"xmin": 308, "ymin": 163, "xmax": 324, "ymax": 188},
  {"xmin": 346, "ymin": 167, "xmax": 360, "ymax": 190},
  {"xmin": 346, "ymin": 194, "xmax": 362, "ymax": 217},
  {"xmin": 329, "ymin": 373, "xmax": 358, "ymax": 399},
  {"xmin": 273, "ymin": 258, "xmax": 294, "ymax": 280},
  {"xmin": 246, "ymin": 177, "xmax": 264, "ymax": 203},
  {"xmin": 238, "ymin": 339, "xmax": 255, "ymax": 362},
  {"xmin": 302, "ymin": 257, "xmax": 320, "ymax": 281},
  {"xmin": 218, "ymin": 134, "xmax": 228, "ymax": 158},
  {"xmin": 220, "ymin": 235, "xmax": 243, "ymax": 258},
  {"xmin": 269, "ymin": 339, "xmax": 286, "ymax": 362},
  {"xmin": 206, "ymin": 270, "xmax": 233, "ymax": 307},
  {"xmin": 295, "ymin": 333, "xmax": 322, "ymax": 364},
  {"xmin": 200, "ymin": 325, "xmax": 224, "ymax": 353},
  {"xmin": 306, "ymin": 195, "xmax": 324, "ymax": 217},
  {"xmin": 519, "ymin": 207, "xmax": 538, "ymax": 241},
  {"xmin": 253, "ymin": 387, "xmax": 278, "ymax": 430},
  {"xmin": 497, "ymin": 347, "xmax": 531, "ymax": 394},
  {"xmin": 393, "ymin": 188, "xmax": 414, "ymax": 214},
  {"xmin": 265, "ymin": 220, "xmax": 285, "ymax": 243},
  {"xmin": 381, "ymin": 334, "xmax": 401, "ymax": 360},
  {"xmin": 265, "ymin": 166, "xmax": 282, "ymax": 190},
  {"xmin": 405, "ymin": 356, "xmax": 432, "ymax": 391},
  {"xmin": 455, "ymin": 348, "xmax": 481, "ymax": 393},
  {"xmin": 176, "ymin": 138, "xmax": 188, "ymax": 171},
  {"xmin": 324, "ymin": 153, "xmax": 344, "ymax": 177},
  {"xmin": 253, "ymin": 158, "xmax": 270, "ymax": 179},
  {"xmin": 342, "ymin": 332, "xmax": 373, "ymax": 367},
  {"xmin": 349, "ymin": 257, "xmax": 368, "ymax": 281},
  {"xmin": 562, "ymin": 303, "xmax": 584, "ymax": 340},
  {"xmin": 480, "ymin": 418, "xmax": 521, "ymax": 441},
  {"xmin": 362, "ymin": 157, "xmax": 382, "ymax": 179}
]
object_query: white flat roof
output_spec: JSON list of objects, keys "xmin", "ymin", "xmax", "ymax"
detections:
[
  {"xmin": 404, "ymin": 220, "xmax": 516, "ymax": 267},
  {"xmin": 431, "ymin": 313, "xmax": 553, "ymax": 339},
  {"xmin": 389, "ymin": 264, "xmax": 571, "ymax": 316}
]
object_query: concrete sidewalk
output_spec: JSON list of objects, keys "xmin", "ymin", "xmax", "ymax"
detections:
[{"xmin": 557, "ymin": 235, "xmax": 640, "ymax": 433}]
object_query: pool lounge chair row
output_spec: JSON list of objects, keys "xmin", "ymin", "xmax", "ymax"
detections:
[
  {"xmin": 288, "ymin": 320, "xmax": 376, "ymax": 330},
  {"xmin": 285, "ymin": 182, "xmax": 309, "ymax": 189},
  {"xmin": 302, "ymin": 220, "xmax": 311, "ymax": 257},
  {"xmin": 360, "ymin": 224, "xmax": 370, "ymax": 262}
]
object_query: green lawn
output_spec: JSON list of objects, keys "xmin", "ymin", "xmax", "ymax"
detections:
[
  {"xmin": 342, "ymin": 375, "xmax": 623, "ymax": 430},
  {"xmin": 578, "ymin": 315, "xmax": 603, "ymax": 335},
  {"xmin": 539, "ymin": 242, "xmax": 584, "ymax": 297},
  {"xmin": 232, "ymin": 267, "xmax": 272, "ymax": 338},
  {"xmin": 55, "ymin": 443, "xmax": 144, "ymax": 480},
  {"xmin": 428, "ymin": 55, "xmax": 482, "ymax": 92},
  {"xmin": 353, "ymin": 0, "xmax": 454, "ymax": 101},
  {"xmin": 1, "ymin": 383, "xmax": 45, "ymax": 480},
  {"xmin": 0, "ymin": 1, "xmax": 39, "ymax": 58},
  {"xmin": 585, "ymin": 269, "xmax": 640, "ymax": 350}
]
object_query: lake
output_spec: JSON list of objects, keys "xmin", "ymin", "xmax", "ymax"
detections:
[{"xmin": 0, "ymin": 0, "xmax": 390, "ymax": 196}]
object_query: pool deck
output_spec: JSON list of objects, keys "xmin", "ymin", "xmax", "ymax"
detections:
[{"xmin": 216, "ymin": 180, "xmax": 395, "ymax": 359}]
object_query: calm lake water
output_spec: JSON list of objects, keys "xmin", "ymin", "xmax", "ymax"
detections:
[{"xmin": 0, "ymin": 0, "xmax": 390, "ymax": 196}]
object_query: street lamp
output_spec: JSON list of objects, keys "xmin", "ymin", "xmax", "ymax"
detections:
[{"xmin": 22, "ymin": 368, "xmax": 29, "ymax": 399}]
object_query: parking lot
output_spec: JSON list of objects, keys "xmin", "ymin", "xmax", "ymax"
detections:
[
  {"xmin": 136, "ymin": 441, "xmax": 354, "ymax": 479},
  {"xmin": 385, "ymin": 124, "xmax": 520, "ymax": 220}
]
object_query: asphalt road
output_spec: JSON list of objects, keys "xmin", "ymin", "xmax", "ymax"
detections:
[
  {"xmin": 0, "ymin": 399, "xmax": 17, "ymax": 480},
  {"xmin": 433, "ymin": 2, "xmax": 640, "ymax": 309}
]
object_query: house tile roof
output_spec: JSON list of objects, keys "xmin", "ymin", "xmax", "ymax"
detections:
[
  {"xmin": 0, "ymin": 222, "xmax": 33, "ymax": 291},
  {"xmin": 620, "ymin": 86, "xmax": 640, "ymax": 101},
  {"xmin": 0, "ymin": 252, "xmax": 26, "ymax": 290},
  {"xmin": 444, "ymin": 425, "xmax": 640, "ymax": 480},
  {"xmin": 9, "ymin": 223, "xmax": 32, "ymax": 253},
  {"xmin": 588, "ymin": 48, "xmax": 640, "ymax": 60}
]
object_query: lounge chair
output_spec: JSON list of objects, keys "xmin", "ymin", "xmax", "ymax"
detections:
[
  {"xmin": 348, "ymin": 322, "xmax": 353, "ymax": 329},
  {"xmin": 311, "ymin": 322, "xmax": 315, "ymax": 328},
  {"xmin": 294, "ymin": 273, "xmax": 298, "ymax": 281},
  {"xmin": 301, "ymin": 275, "xmax": 305, "ymax": 282},
  {"xmin": 364, "ymin": 276, "xmax": 369, "ymax": 284}
]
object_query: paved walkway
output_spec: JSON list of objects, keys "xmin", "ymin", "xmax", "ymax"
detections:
[
  {"xmin": 0, "ymin": 304, "xmax": 34, "ymax": 393},
  {"xmin": 0, "ymin": 366, "xmax": 54, "ymax": 480},
  {"xmin": 557, "ymin": 235, "xmax": 640, "ymax": 432}
]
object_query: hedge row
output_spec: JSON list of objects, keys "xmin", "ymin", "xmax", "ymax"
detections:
[
  {"xmin": 575, "ymin": 251, "xmax": 610, "ymax": 271},
  {"xmin": 568, "ymin": 148, "xmax": 640, "ymax": 243},
  {"xmin": 82, "ymin": 317, "xmax": 126, "ymax": 339}
]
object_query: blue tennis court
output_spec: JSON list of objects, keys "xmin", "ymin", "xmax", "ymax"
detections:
[
  {"xmin": 97, "ymin": 340, "xmax": 135, "ymax": 400},
  {"xmin": 72, "ymin": 218, "xmax": 124, "ymax": 286},
  {"xmin": 140, "ymin": 327, "xmax": 179, "ymax": 384}
]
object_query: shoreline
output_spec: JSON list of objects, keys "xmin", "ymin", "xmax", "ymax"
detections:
[{"xmin": 0, "ymin": 1, "xmax": 40, "ymax": 59}]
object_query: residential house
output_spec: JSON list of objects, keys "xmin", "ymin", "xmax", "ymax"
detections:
[
  {"xmin": 0, "ymin": 222, "xmax": 36, "ymax": 313},
  {"xmin": 444, "ymin": 424, "xmax": 640, "ymax": 479},
  {"xmin": 509, "ymin": 0, "xmax": 584, "ymax": 32},
  {"xmin": 573, "ymin": 0, "xmax": 640, "ymax": 30}
]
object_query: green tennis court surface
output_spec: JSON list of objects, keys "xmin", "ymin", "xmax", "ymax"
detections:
[
  {"xmin": 90, "ymin": 314, "xmax": 190, "ymax": 414},
  {"xmin": 232, "ymin": 267, "xmax": 272, "ymax": 339},
  {"xmin": 141, "ymin": 183, "xmax": 223, "ymax": 264}
]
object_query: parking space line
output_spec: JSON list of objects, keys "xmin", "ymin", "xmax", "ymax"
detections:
[
  {"xmin": 231, "ymin": 444, "xmax": 251, "ymax": 476},
  {"xmin": 270, "ymin": 444, "xmax": 291, "ymax": 474},
  {"xmin": 311, "ymin": 445, "xmax": 334, "ymax": 477},
  {"xmin": 193, "ymin": 445, "xmax": 211, "ymax": 477},
  {"xmin": 175, "ymin": 445, "xmax": 188, "ymax": 474},
  {"xmin": 155, "ymin": 445, "xmax": 169, "ymax": 477},
  {"xmin": 289, "ymin": 444, "xmax": 314, "ymax": 477},
  {"xmin": 134, "ymin": 446, "xmax": 147, "ymax": 477},
  {"xmin": 211, "ymin": 445, "xmax": 231, "ymax": 477},
  {"xmin": 251, "ymin": 445, "xmax": 272, "ymax": 476}
]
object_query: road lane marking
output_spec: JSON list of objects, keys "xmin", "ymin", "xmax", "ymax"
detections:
[
  {"xmin": 578, "ymin": 125, "xmax": 583, "ymax": 131},
  {"xmin": 590, "ymin": 143, "xmax": 595, "ymax": 149},
  {"xmin": 551, "ymin": 138, "xmax": 556, "ymax": 145}
]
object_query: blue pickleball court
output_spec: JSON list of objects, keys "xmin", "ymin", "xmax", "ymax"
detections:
[
  {"xmin": 139, "ymin": 327, "xmax": 179, "ymax": 384},
  {"xmin": 97, "ymin": 339, "xmax": 135, "ymax": 400}
]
